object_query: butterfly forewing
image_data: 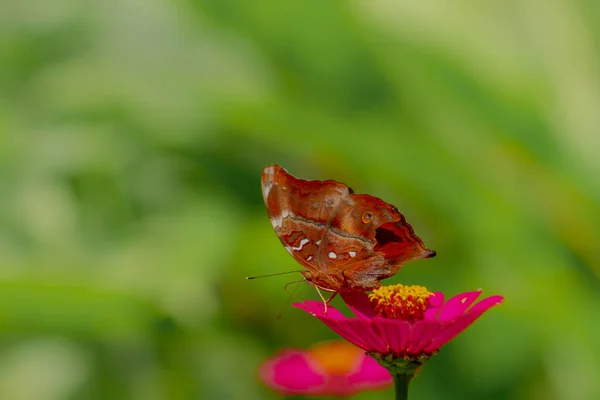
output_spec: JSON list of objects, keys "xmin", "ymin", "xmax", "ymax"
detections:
[{"xmin": 261, "ymin": 165, "xmax": 350, "ymax": 273}]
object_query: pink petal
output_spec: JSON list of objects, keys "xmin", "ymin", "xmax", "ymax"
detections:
[
  {"xmin": 425, "ymin": 314, "xmax": 479, "ymax": 353},
  {"xmin": 437, "ymin": 290, "xmax": 482, "ymax": 321},
  {"xmin": 315, "ymin": 319, "xmax": 374, "ymax": 352},
  {"xmin": 339, "ymin": 319, "xmax": 389, "ymax": 354},
  {"xmin": 321, "ymin": 376, "xmax": 356, "ymax": 396},
  {"xmin": 322, "ymin": 369, "xmax": 391, "ymax": 397},
  {"xmin": 424, "ymin": 292, "xmax": 445, "ymax": 320},
  {"xmin": 295, "ymin": 301, "xmax": 389, "ymax": 354},
  {"xmin": 293, "ymin": 303, "xmax": 365, "ymax": 349},
  {"xmin": 407, "ymin": 320, "xmax": 442, "ymax": 355},
  {"xmin": 347, "ymin": 353, "xmax": 393, "ymax": 389},
  {"xmin": 372, "ymin": 318, "xmax": 411, "ymax": 357},
  {"xmin": 467, "ymin": 295, "xmax": 504, "ymax": 315},
  {"xmin": 293, "ymin": 301, "xmax": 346, "ymax": 320},
  {"xmin": 259, "ymin": 350, "xmax": 326, "ymax": 395},
  {"xmin": 340, "ymin": 291, "xmax": 376, "ymax": 319},
  {"xmin": 430, "ymin": 292, "xmax": 445, "ymax": 307},
  {"xmin": 425, "ymin": 295, "xmax": 504, "ymax": 352}
]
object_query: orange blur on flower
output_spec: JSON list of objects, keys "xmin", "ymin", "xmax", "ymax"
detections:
[
  {"xmin": 306, "ymin": 340, "xmax": 363, "ymax": 376},
  {"xmin": 259, "ymin": 340, "xmax": 392, "ymax": 397}
]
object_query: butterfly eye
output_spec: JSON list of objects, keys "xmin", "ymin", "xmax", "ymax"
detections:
[{"xmin": 361, "ymin": 211, "xmax": 374, "ymax": 224}]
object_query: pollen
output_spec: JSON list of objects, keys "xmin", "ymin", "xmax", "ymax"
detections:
[{"xmin": 369, "ymin": 284, "xmax": 433, "ymax": 321}]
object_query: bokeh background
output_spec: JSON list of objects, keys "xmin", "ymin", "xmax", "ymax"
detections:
[{"xmin": 2, "ymin": 0, "xmax": 599, "ymax": 399}]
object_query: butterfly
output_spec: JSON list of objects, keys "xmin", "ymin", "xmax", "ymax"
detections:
[{"xmin": 261, "ymin": 165, "xmax": 435, "ymax": 294}]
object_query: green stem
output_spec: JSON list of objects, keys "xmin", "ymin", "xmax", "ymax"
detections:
[
  {"xmin": 368, "ymin": 353, "xmax": 426, "ymax": 400},
  {"xmin": 391, "ymin": 370, "xmax": 413, "ymax": 400}
]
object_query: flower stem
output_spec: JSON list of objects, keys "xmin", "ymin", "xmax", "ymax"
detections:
[
  {"xmin": 391, "ymin": 370, "xmax": 413, "ymax": 400},
  {"xmin": 367, "ymin": 353, "xmax": 425, "ymax": 400}
]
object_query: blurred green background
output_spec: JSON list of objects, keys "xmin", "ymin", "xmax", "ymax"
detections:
[{"xmin": 1, "ymin": 0, "xmax": 599, "ymax": 399}]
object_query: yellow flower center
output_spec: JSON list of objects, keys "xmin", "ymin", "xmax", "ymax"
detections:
[
  {"xmin": 306, "ymin": 341, "xmax": 362, "ymax": 375},
  {"xmin": 369, "ymin": 284, "xmax": 432, "ymax": 321}
]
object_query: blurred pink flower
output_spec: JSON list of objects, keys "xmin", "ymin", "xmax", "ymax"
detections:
[
  {"xmin": 294, "ymin": 285, "xmax": 503, "ymax": 360},
  {"xmin": 259, "ymin": 340, "xmax": 392, "ymax": 397}
]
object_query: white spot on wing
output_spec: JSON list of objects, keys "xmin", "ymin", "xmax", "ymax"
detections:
[
  {"xmin": 261, "ymin": 166, "xmax": 276, "ymax": 200},
  {"xmin": 315, "ymin": 240, "xmax": 321, "ymax": 246},
  {"xmin": 291, "ymin": 238, "xmax": 310, "ymax": 251},
  {"xmin": 262, "ymin": 182, "xmax": 272, "ymax": 201},
  {"xmin": 270, "ymin": 216, "xmax": 282, "ymax": 229},
  {"xmin": 306, "ymin": 256, "xmax": 313, "ymax": 261},
  {"xmin": 328, "ymin": 252, "xmax": 337, "ymax": 259},
  {"xmin": 348, "ymin": 251, "xmax": 357, "ymax": 258},
  {"xmin": 270, "ymin": 209, "xmax": 292, "ymax": 230}
]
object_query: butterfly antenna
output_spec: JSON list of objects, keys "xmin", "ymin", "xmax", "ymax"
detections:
[{"xmin": 246, "ymin": 270, "xmax": 303, "ymax": 280}]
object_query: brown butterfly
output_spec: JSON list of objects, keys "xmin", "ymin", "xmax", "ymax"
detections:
[{"xmin": 261, "ymin": 165, "xmax": 435, "ymax": 294}]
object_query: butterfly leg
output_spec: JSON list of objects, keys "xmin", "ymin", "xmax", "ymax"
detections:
[
  {"xmin": 315, "ymin": 286, "xmax": 338, "ymax": 314},
  {"xmin": 326, "ymin": 292, "xmax": 338, "ymax": 303},
  {"xmin": 275, "ymin": 279, "xmax": 305, "ymax": 320}
]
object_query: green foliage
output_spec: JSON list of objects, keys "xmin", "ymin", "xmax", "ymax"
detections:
[{"xmin": 1, "ymin": 0, "xmax": 599, "ymax": 399}]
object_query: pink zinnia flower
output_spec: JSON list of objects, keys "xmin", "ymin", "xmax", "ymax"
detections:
[
  {"xmin": 294, "ymin": 284, "xmax": 503, "ymax": 398},
  {"xmin": 259, "ymin": 340, "xmax": 393, "ymax": 397}
]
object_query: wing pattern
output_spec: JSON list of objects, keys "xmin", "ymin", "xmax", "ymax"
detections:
[{"xmin": 261, "ymin": 165, "xmax": 435, "ymax": 292}]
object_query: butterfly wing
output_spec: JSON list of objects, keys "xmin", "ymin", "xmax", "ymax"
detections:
[
  {"xmin": 261, "ymin": 165, "xmax": 351, "ymax": 277},
  {"xmin": 262, "ymin": 164, "xmax": 435, "ymax": 292},
  {"xmin": 317, "ymin": 193, "xmax": 435, "ymax": 290}
]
